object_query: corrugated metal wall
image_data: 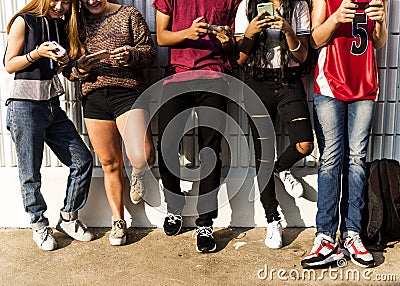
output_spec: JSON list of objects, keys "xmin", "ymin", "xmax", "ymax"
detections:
[{"xmin": 0, "ymin": 0, "xmax": 399, "ymax": 170}]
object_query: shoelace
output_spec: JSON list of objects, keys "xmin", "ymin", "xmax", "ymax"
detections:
[
  {"xmin": 167, "ymin": 214, "xmax": 182, "ymax": 224},
  {"xmin": 114, "ymin": 220, "xmax": 126, "ymax": 230},
  {"xmin": 193, "ymin": 226, "xmax": 213, "ymax": 238},
  {"xmin": 74, "ymin": 219, "xmax": 88, "ymax": 233},
  {"xmin": 344, "ymin": 235, "xmax": 367, "ymax": 252},
  {"xmin": 39, "ymin": 227, "xmax": 53, "ymax": 243},
  {"xmin": 131, "ymin": 173, "xmax": 144, "ymax": 185},
  {"xmin": 283, "ymin": 171, "xmax": 297, "ymax": 187},
  {"xmin": 267, "ymin": 222, "xmax": 279, "ymax": 238}
]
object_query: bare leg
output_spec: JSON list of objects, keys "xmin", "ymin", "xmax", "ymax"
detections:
[{"xmin": 85, "ymin": 119, "xmax": 125, "ymax": 220}]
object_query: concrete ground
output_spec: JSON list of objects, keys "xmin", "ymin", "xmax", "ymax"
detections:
[{"xmin": 0, "ymin": 227, "xmax": 399, "ymax": 286}]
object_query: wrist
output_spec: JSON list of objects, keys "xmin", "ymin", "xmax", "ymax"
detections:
[
  {"xmin": 35, "ymin": 45, "xmax": 43, "ymax": 58},
  {"xmin": 289, "ymin": 39, "xmax": 301, "ymax": 52},
  {"xmin": 75, "ymin": 61, "xmax": 88, "ymax": 75}
]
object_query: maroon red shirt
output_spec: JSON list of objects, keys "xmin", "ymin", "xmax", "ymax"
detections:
[{"xmin": 152, "ymin": 0, "xmax": 241, "ymax": 76}]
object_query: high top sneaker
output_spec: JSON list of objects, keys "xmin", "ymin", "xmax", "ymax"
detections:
[{"xmin": 265, "ymin": 220, "xmax": 282, "ymax": 249}]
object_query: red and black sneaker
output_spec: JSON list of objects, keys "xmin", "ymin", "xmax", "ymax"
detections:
[
  {"xmin": 340, "ymin": 233, "xmax": 374, "ymax": 268},
  {"xmin": 301, "ymin": 235, "xmax": 344, "ymax": 268}
]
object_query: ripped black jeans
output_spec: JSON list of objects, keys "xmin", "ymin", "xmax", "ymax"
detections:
[{"xmin": 245, "ymin": 72, "xmax": 314, "ymax": 221}]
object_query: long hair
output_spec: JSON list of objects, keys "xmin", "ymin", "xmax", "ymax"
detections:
[
  {"xmin": 7, "ymin": 0, "xmax": 49, "ymax": 33},
  {"xmin": 66, "ymin": 0, "xmax": 86, "ymax": 59},
  {"xmin": 246, "ymin": 0, "xmax": 296, "ymax": 81},
  {"xmin": 7, "ymin": 0, "xmax": 85, "ymax": 59}
]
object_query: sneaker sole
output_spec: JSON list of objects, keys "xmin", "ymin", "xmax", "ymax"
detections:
[
  {"xmin": 109, "ymin": 236, "xmax": 127, "ymax": 246},
  {"xmin": 301, "ymin": 252, "xmax": 344, "ymax": 268},
  {"xmin": 34, "ymin": 239, "xmax": 57, "ymax": 251},
  {"xmin": 196, "ymin": 244, "xmax": 217, "ymax": 253},
  {"xmin": 131, "ymin": 197, "xmax": 143, "ymax": 205},
  {"xmin": 265, "ymin": 241, "xmax": 282, "ymax": 249}
]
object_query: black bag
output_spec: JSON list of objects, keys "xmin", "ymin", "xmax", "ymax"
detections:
[{"xmin": 363, "ymin": 159, "xmax": 400, "ymax": 249}]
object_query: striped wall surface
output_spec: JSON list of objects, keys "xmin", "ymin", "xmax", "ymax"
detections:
[{"xmin": 1, "ymin": 0, "xmax": 399, "ymax": 170}]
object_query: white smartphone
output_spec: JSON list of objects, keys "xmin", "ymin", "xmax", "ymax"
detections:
[
  {"xmin": 257, "ymin": 3, "xmax": 274, "ymax": 19},
  {"xmin": 86, "ymin": 50, "xmax": 110, "ymax": 60},
  {"xmin": 49, "ymin": 41, "xmax": 66, "ymax": 56}
]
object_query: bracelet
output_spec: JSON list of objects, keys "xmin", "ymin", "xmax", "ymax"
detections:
[
  {"xmin": 27, "ymin": 52, "xmax": 35, "ymax": 62},
  {"xmin": 289, "ymin": 40, "xmax": 301, "ymax": 52},
  {"xmin": 25, "ymin": 52, "xmax": 34, "ymax": 64},
  {"xmin": 35, "ymin": 45, "xmax": 43, "ymax": 58}
]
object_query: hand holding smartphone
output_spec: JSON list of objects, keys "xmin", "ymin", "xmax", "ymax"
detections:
[
  {"xmin": 257, "ymin": 3, "xmax": 274, "ymax": 20},
  {"xmin": 49, "ymin": 41, "xmax": 66, "ymax": 56},
  {"xmin": 85, "ymin": 50, "xmax": 110, "ymax": 61}
]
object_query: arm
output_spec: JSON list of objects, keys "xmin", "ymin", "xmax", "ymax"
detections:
[
  {"xmin": 236, "ymin": 14, "xmax": 270, "ymax": 66},
  {"xmin": 311, "ymin": 0, "xmax": 357, "ymax": 49},
  {"xmin": 5, "ymin": 16, "xmax": 69, "ymax": 74},
  {"xmin": 273, "ymin": 9, "xmax": 309, "ymax": 63},
  {"xmin": 365, "ymin": 0, "xmax": 388, "ymax": 49},
  {"xmin": 110, "ymin": 12, "xmax": 156, "ymax": 68},
  {"xmin": 4, "ymin": 17, "xmax": 30, "ymax": 74},
  {"xmin": 155, "ymin": 10, "xmax": 210, "ymax": 47}
]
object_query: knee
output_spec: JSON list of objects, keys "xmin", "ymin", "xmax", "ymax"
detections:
[
  {"xmin": 130, "ymin": 146, "xmax": 155, "ymax": 171},
  {"xmin": 296, "ymin": 142, "xmax": 314, "ymax": 156},
  {"xmin": 100, "ymin": 157, "xmax": 123, "ymax": 174}
]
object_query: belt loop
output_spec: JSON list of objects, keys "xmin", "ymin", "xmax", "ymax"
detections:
[{"xmin": 5, "ymin": 99, "xmax": 12, "ymax": 106}]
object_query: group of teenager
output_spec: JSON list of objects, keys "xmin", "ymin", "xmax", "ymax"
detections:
[{"xmin": 4, "ymin": 0, "xmax": 387, "ymax": 269}]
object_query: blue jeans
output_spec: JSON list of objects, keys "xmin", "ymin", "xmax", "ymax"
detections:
[
  {"xmin": 6, "ymin": 97, "xmax": 93, "ymax": 230},
  {"xmin": 313, "ymin": 94, "xmax": 375, "ymax": 239}
]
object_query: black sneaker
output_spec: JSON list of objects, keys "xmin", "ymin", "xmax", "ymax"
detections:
[
  {"xmin": 195, "ymin": 226, "xmax": 217, "ymax": 253},
  {"xmin": 163, "ymin": 213, "xmax": 183, "ymax": 236}
]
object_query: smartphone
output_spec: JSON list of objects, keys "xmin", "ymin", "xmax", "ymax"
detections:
[
  {"xmin": 86, "ymin": 50, "xmax": 110, "ymax": 60},
  {"xmin": 49, "ymin": 41, "xmax": 66, "ymax": 56},
  {"xmin": 208, "ymin": 25, "xmax": 226, "ymax": 32},
  {"xmin": 351, "ymin": 1, "xmax": 370, "ymax": 10},
  {"xmin": 257, "ymin": 3, "xmax": 274, "ymax": 19}
]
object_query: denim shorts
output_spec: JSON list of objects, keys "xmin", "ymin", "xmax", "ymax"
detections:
[{"xmin": 82, "ymin": 87, "xmax": 148, "ymax": 120}]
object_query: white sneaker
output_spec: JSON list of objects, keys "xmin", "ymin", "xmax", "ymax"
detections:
[
  {"xmin": 130, "ymin": 172, "xmax": 145, "ymax": 204},
  {"xmin": 279, "ymin": 170, "xmax": 304, "ymax": 198},
  {"xmin": 340, "ymin": 232, "xmax": 374, "ymax": 268},
  {"xmin": 109, "ymin": 219, "xmax": 127, "ymax": 246},
  {"xmin": 33, "ymin": 226, "xmax": 57, "ymax": 251},
  {"xmin": 265, "ymin": 220, "xmax": 282, "ymax": 249},
  {"xmin": 56, "ymin": 218, "xmax": 94, "ymax": 242}
]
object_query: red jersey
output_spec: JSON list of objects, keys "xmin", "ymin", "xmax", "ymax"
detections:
[{"xmin": 314, "ymin": 0, "xmax": 379, "ymax": 101}]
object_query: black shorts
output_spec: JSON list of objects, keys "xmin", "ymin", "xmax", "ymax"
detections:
[{"xmin": 82, "ymin": 87, "xmax": 148, "ymax": 120}]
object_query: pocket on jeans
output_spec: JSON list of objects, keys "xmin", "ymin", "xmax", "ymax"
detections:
[{"xmin": 5, "ymin": 101, "xmax": 13, "ymax": 131}]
